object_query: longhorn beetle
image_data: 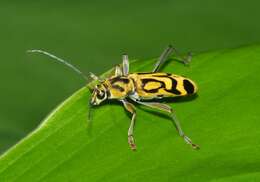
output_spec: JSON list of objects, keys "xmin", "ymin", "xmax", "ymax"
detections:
[{"xmin": 28, "ymin": 45, "xmax": 199, "ymax": 151}]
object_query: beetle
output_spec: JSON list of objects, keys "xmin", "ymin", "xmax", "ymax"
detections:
[{"xmin": 28, "ymin": 45, "xmax": 199, "ymax": 151}]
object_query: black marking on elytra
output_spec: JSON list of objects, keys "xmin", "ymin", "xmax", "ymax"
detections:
[
  {"xmin": 152, "ymin": 74, "xmax": 181, "ymax": 95},
  {"xmin": 141, "ymin": 78, "xmax": 164, "ymax": 93},
  {"xmin": 109, "ymin": 76, "xmax": 130, "ymax": 84},
  {"xmin": 183, "ymin": 79, "xmax": 194, "ymax": 94},
  {"xmin": 168, "ymin": 77, "xmax": 181, "ymax": 95},
  {"xmin": 141, "ymin": 77, "xmax": 181, "ymax": 95}
]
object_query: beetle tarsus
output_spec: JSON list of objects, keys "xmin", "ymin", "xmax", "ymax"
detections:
[
  {"xmin": 183, "ymin": 135, "xmax": 200, "ymax": 150},
  {"xmin": 128, "ymin": 135, "xmax": 136, "ymax": 151}
]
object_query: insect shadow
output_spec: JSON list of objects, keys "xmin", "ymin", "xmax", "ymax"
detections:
[
  {"xmin": 90, "ymin": 93, "xmax": 198, "ymax": 123},
  {"xmin": 134, "ymin": 94, "xmax": 198, "ymax": 120}
]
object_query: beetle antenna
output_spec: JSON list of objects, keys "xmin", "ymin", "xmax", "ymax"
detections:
[{"xmin": 27, "ymin": 49, "xmax": 88, "ymax": 81}]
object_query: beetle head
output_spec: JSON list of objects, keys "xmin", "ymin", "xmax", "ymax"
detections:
[{"xmin": 90, "ymin": 84, "xmax": 108, "ymax": 106}]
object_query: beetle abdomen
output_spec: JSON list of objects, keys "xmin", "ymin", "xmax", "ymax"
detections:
[{"xmin": 129, "ymin": 72, "xmax": 198, "ymax": 99}]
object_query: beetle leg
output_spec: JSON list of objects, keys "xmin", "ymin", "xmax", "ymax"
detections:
[
  {"xmin": 115, "ymin": 64, "xmax": 123, "ymax": 76},
  {"xmin": 153, "ymin": 45, "xmax": 173, "ymax": 72},
  {"xmin": 121, "ymin": 99, "xmax": 137, "ymax": 151},
  {"xmin": 153, "ymin": 45, "xmax": 192, "ymax": 72},
  {"xmin": 122, "ymin": 54, "xmax": 129, "ymax": 76},
  {"xmin": 183, "ymin": 51, "xmax": 192, "ymax": 65},
  {"xmin": 132, "ymin": 100, "xmax": 199, "ymax": 150}
]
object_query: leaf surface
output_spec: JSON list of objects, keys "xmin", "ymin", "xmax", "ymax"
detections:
[{"xmin": 0, "ymin": 45, "xmax": 260, "ymax": 182}]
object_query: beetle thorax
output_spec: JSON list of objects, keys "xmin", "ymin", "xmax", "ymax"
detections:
[{"xmin": 104, "ymin": 76, "xmax": 135, "ymax": 99}]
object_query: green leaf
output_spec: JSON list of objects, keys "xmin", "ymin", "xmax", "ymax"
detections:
[{"xmin": 0, "ymin": 45, "xmax": 260, "ymax": 182}]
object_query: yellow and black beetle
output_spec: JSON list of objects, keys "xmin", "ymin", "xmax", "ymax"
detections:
[{"xmin": 28, "ymin": 45, "xmax": 199, "ymax": 151}]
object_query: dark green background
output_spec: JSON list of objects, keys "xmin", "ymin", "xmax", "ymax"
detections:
[{"xmin": 0, "ymin": 0, "xmax": 259, "ymax": 153}]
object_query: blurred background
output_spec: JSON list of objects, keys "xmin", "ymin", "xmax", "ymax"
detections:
[{"xmin": 0, "ymin": 0, "xmax": 259, "ymax": 153}]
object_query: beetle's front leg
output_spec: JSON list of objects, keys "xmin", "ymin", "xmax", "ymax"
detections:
[{"xmin": 121, "ymin": 99, "xmax": 137, "ymax": 151}]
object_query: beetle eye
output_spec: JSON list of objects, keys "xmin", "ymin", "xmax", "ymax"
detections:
[{"xmin": 96, "ymin": 90, "xmax": 105, "ymax": 99}]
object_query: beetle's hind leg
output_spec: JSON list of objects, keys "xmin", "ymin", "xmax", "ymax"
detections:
[
  {"xmin": 181, "ymin": 51, "xmax": 192, "ymax": 65},
  {"xmin": 121, "ymin": 99, "xmax": 137, "ymax": 151},
  {"xmin": 132, "ymin": 100, "xmax": 199, "ymax": 149},
  {"xmin": 169, "ymin": 109, "xmax": 199, "ymax": 149},
  {"xmin": 153, "ymin": 45, "xmax": 174, "ymax": 72},
  {"xmin": 153, "ymin": 45, "xmax": 192, "ymax": 72}
]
